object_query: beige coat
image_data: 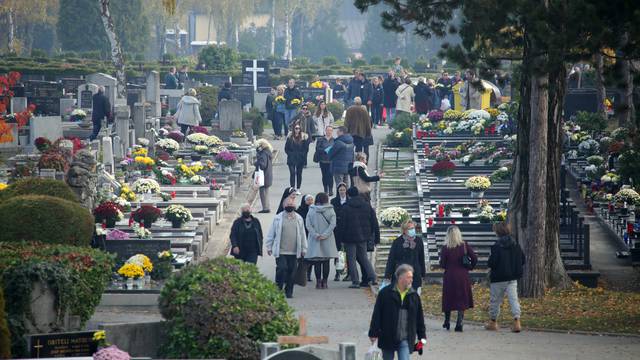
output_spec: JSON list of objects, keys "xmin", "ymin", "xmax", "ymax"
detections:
[
  {"xmin": 175, "ymin": 95, "xmax": 202, "ymax": 126},
  {"xmin": 395, "ymin": 83, "xmax": 414, "ymax": 112}
]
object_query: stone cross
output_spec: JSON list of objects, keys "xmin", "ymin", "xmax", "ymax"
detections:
[{"xmin": 245, "ymin": 59, "xmax": 265, "ymax": 91}]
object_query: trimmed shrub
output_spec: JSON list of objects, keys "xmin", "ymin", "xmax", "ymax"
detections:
[
  {"xmin": 0, "ymin": 195, "xmax": 93, "ymax": 246},
  {"xmin": 327, "ymin": 101, "xmax": 345, "ymax": 121},
  {"xmin": 0, "ymin": 243, "xmax": 113, "ymax": 357},
  {"xmin": 0, "ymin": 178, "xmax": 78, "ymax": 203},
  {"xmin": 0, "ymin": 286, "xmax": 10, "ymax": 359},
  {"xmin": 322, "ymin": 56, "xmax": 338, "ymax": 66},
  {"xmin": 352, "ymin": 58, "xmax": 367, "ymax": 68},
  {"xmin": 390, "ymin": 112, "xmax": 420, "ymax": 131},
  {"xmin": 198, "ymin": 46, "xmax": 239, "ymax": 72},
  {"xmin": 243, "ymin": 107, "xmax": 265, "ymax": 136},
  {"xmin": 369, "ymin": 56, "xmax": 383, "ymax": 65},
  {"xmin": 159, "ymin": 258, "xmax": 298, "ymax": 360},
  {"xmin": 195, "ymin": 86, "xmax": 219, "ymax": 126}
]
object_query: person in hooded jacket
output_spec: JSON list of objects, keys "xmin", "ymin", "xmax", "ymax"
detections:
[
  {"xmin": 340, "ymin": 187, "xmax": 379, "ymax": 288},
  {"xmin": 230, "ymin": 204, "xmax": 263, "ymax": 264},
  {"xmin": 305, "ymin": 192, "xmax": 339, "ymax": 289},
  {"xmin": 349, "ymin": 152, "xmax": 383, "ymax": 203},
  {"xmin": 485, "ymin": 222, "xmax": 525, "ymax": 333},
  {"xmin": 175, "ymin": 88, "xmax": 202, "ymax": 135},
  {"xmin": 328, "ymin": 127, "xmax": 355, "ymax": 191},
  {"xmin": 255, "ymin": 139, "xmax": 273, "ymax": 213}
]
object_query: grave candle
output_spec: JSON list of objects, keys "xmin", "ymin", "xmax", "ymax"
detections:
[
  {"xmin": 490, "ymin": 124, "xmax": 496, "ymax": 134},
  {"xmin": 428, "ymin": 218, "xmax": 433, "ymax": 227},
  {"xmin": 423, "ymin": 144, "xmax": 430, "ymax": 156},
  {"xmin": 438, "ymin": 203, "xmax": 444, "ymax": 217},
  {"xmin": 451, "ymin": 219, "xmax": 456, "ymax": 224}
]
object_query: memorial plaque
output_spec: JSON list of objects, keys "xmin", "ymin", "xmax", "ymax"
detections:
[
  {"xmin": 80, "ymin": 90, "xmax": 93, "ymax": 109},
  {"xmin": 231, "ymin": 85, "xmax": 254, "ymax": 106},
  {"xmin": 104, "ymin": 239, "xmax": 171, "ymax": 263},
  {"xmin": 242, "ymin": 59, "xmax": 270, "ymax": 90},
  {"xmin": 27, "ymin": 331, "xmax": 98, "ymax": 358},
  {"xmin": 60, "ymin": 78, "xmax": 86, "ymax": 94},
  {"xmin": 299, "ymin": 88, "xmax": 325, "ymax": 103},
  {"xmin": 272, "ymin": 59, "xmax": 290, "ymax": 68}
]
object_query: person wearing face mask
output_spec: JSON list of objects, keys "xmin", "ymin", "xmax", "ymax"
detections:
[
  {"xmin": 276, "ymin": 187, "xmax": 299, "ymax": 214},
  {"xmin": 265, "ymin": 197, "xmax": 308, "ymax": 298},
  {"xmin": 385, "ymin": 220, "xmax": 426, "ymax": 293},
  {"xmin": 330, "ymin": 182, "xmax": 349, "ymax": 281},
  {"xmin": 229, "ymin": 204, "xmax": 264, "ymax": 264},
  {"xmin": 305, "ymin": 192, "xmax": 338, "ymax": 289}
]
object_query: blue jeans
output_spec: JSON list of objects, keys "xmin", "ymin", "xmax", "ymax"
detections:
[
  {"xmin": 382, "ymin": 340, "xmax": 409, "ymax": 360},
  {"xmin": 385, "ymin": 107, "xmax": 396, "ymax": 125},
  {"xmin": 284, "ymin": 108, "xmax": 298, "ymax": 128},
  {"xmin": 371, "ymin": 104, "xmax": 383, "ymax": 125}
]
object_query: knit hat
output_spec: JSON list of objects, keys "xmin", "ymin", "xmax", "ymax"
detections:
[{"xmin": 347, "ymin": 187, "xmax": 359, "ymax": 197}]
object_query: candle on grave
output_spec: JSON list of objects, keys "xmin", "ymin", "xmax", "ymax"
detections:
[
  {"xmin": 428, "ymin": 218, "xmax": 433, "ymax": 227},
  {"xmin": 438, "ymin": 203, "xmax": 444, "ymax": 217},
  {"xmin": 424, "ymin": 144, "xmax": 430, "ymax": 156}
]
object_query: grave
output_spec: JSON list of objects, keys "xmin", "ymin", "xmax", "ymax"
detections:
[
  {"xmin": 146, "ymin": 71, "xmax": 161, "ymax": 117},
  {"xmin": 104, "ymin": 239, "xmax": 171, "ymax": 264},
  {"xmin": 159, "ymin": 89, "xmax": 184, "ymax": 112},
  {"xmin": 24, "ymin": 80, "xmax": 63, "ymax": 115},
  {"xmin": 10, "ymin": 96, "xmax": 27, "ymax": 113},
  {"xmin": 102, "ymin": 136, "xmax": 115, "ymax": 174},
  {"xmin": 231, "ymin": 84, "xmax": 254, "ymax": 107},
  {"xmin": 299, "ymin": 87, "xmax": 328, "ymax": 104},
  {"xmin": 59, "ymin": 98, "xmax": 77, "ymax": 119},
  {"xmin": 60, "ymin": 78, "xmax": 86, "ymax": 95},
  {"xmin": 78, "ymin": 83, "xmax": 99, "ymax": 111},
  {"xmin": 86, "ymin": 73, "xmax": 117, "ymax": 112},
  {"xmin": 114, "ymin": 104, "xmax": 131, "ymax": 159},
  {"xmin": 27, "ymin": 331, "xmax": 98, "ymax": 358},
  {"xmin": 200, "ymin": 74, "xmax": 231, "ymax": 87},
  {"xmin": 29, "ymin": 116, "xmax": 63, "ymax": 145},
  {"xmin": 272, "ymin": 59, "xmax": 290, "ymax": 68},
  {"xmin": 218, "ymin": 100, "xmax": 243, "ymax": 131},
  {"xmin": 126, "ymin": 88, "xmax": 146, "ymax": 111},
  {"xmin": 242, "ymin": 59, "xmax": 270, "ymax": 91}
]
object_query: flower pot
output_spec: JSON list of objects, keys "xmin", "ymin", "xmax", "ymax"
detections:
[
  {"xmin": 134, "ymin": 277, "xmax": 145, "ymax": 288},
  {"xmin": 470, "ymin": 191, "xmax": 485, "ymax": 198},
  {"xmin": 171, "ymin": 219, "xmax": 183, "ymax": 229},
  {"xmin": 126, "ymin": 278, "xmax": 134, "ymax": 288},
  {"xmin": 144, "ymin": 274, "xmax": 151, "ymax": 284},
  {"xmin": 105, "ymin": 218, "xmax": 117, "ymax": 228}
]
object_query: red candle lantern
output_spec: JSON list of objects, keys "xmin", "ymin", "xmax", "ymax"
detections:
[
  {"xmin": 438, "ymin": 203, "xmax": 444, "ymax": 217},
  {"xmin": 428, "ymin": 218, "xmax": 433, "ymax": 227}
]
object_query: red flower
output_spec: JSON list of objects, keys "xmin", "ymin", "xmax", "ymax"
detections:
[
  {"xmin": 431, "ymin": 160, "xmax": 456, "ymax": 177},
  {"xmin": 170, "ymin": 191, "xmax": 176, "ymax": 199}
]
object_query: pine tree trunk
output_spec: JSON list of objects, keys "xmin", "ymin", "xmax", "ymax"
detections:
[
  {"xmin": 270, "ymin": 0, "xmax": 276, "ymax": 56},
  {"xmin": 99, "ymin": 0, "xmax": 126, "ymax": 99},
  {"xmin": 594, "ymin": 52, "xmax": 607, "ymax": 119}
]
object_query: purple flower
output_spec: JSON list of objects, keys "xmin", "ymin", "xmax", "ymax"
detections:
[
  {"xmin": 427, "ymin": 110, "xmax": 444, "ymax": 122},
  {"xmin": 106, "ymin": 229, "xmax": 130, "ymax": 240},
  {"xmin": 216, "ymin": 151, "xmax": 237, "ymax": 162},
  {"xmin": 168, "ymin": 131, "xmax": 184, "ymax": 143}
]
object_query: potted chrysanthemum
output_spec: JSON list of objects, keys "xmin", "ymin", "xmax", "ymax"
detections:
[
  {"xmin": 93, "ymin": 201, "xmax": 125, "ymax": 228},
  {"xmin": 465, "ymin": 176, "xmax": 491, "ymax": 198},
  {"xmin": 165, "ymin": 204, "xmax": 193, "ymax": 228}
]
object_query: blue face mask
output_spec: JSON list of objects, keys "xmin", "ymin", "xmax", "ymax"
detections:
[{"xmin": 407, "ymin": 229, "xmax": 416, "ymax": 237}]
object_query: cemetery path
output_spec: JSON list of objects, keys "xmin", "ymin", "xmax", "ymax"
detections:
[{"xmin": 256, "ymin": 127, "xmax": 640, "ymax": 359}]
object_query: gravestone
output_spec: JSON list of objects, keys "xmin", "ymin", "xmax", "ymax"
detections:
[
  {"xmin": 201, "ymin": 74, "xmax": 231, "ymax": 87},
  {"xmin": 299, "ymin": 88, "xmax": 326, "ymax": 104},
  {"xmin": 564, "ymin": 88, "xmax": 598, "ymax": 118},
  {"xmin": 24, "ymin": 81, "xmax": 63, "ymax": 115},
  {"xmin": 160, "ymin": 89, "xmax": 184, "ymax": 112},
  {"xmin": 114, "ymin": 104, "xmax": 130, "ymax": 158},
  {"xmin": 231, "ymin": 85, "xmax": 254, "ymax": 106},
  {"xmin": 30, "ymin": 116, "xmax": 63, "ymax": 144},
  {"xmin": 112, "ymin": 135, "xmax": 123, "ymax": 160},
  {"xmin": 183, "ymin": 79, "xmax": 202, "ymax": 90},
  {"xmin": 87, "ymin": 73, "xmax": 117, "ymax": 111},
  {"xmin": 59, "ymin": 98, "xmax": 76, "ymax": 118},
  {"xmin": 10, "ymin": 96, "xmax": 27, "ymax": 113},
  {"xmin": 133, "ymin": 102, "xmax": 147, "ymax": 140},
  {"xmin": 219, "ymin": 100, "xmax": 243, "ymax": 131},
  {"xmin": 102, "ymin": 136, "xmax": 114, "ymax": 174},
  {"xmin": 242, "ymin": 59, "xmax": 270, "ymax": 91},
  {"xmin": 126, "ymin": 88, "xmax": 146, "ymax": 110},
  {"xmin": 77, "ymin": 83, "xmax": 99, "ymax": 111},
  {"xmin": 60, "ymin": 78, "xmax": 86, "ymax": 95},
  {"xmin": 27, "ymin": 331, "xmax": 98, "ymax": 358},
  {"xmin": 104, "ymin": 239, "xmax": 171, "ymax": 263},
  {"xmin": 146, "ymin": 71, "xmax": 161, "ymax": 117},
  {"xmin": 272, "ymin": 59, "xmax": 290, "ymax": 68}
]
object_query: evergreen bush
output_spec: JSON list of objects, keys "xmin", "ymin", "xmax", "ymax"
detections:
[
  {"xmin": 352, "ymin": 59, "xmax": 367, "ymax": 68},
  {"xmin": 327, "ymin": 101, "xmax": 345, "ymax": 121},
  {"xmin": 0, "ymin": 178, "xmax": 78, "ymax": 202},
  {"xmin": 195, "ymin": 86, "xmax": 219, "ymax": 126},
  {"xmin": 322, "ymin": 56, "xmax": 338, "ymax": 66},
  {"xmin": 198, "ymin": 46, "xmax": 239, "ymax": 72},
  {"xmin": 159, "ymin": 258, "xmax": 298, "ymax": 360},
  {"xmin": 243, "ymin": 107, "xmax": 265, "ymax": 136},
  {"xmin": 0, "ymin": 195, "xmax": 93, "ymax": 246},
  {"xmin": 369, "ymin": 56, "xmax": 383, "ymax": 65},
  {"xmin": 390, "ymin": 112, "xmax": 419, "ymax": 131}
]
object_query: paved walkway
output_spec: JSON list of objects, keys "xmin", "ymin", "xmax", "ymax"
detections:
[{"xmin": 253, "ymin": 127, "xmax": 640, "ymax": 359}]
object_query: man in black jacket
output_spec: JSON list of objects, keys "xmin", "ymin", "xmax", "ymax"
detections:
[
  {"xmin": 369, "ymin": 264, "xmax": 426, "ymax": 359},
  {"xmin": 486, "ymin": 222, "xmax": 525, "ymax": 333},
  {"xmin": 382, "ymin": 71, "xmax": 400, "ymax": 125},
  {"xmin": 89, "ymin": 86, "xmax": 111, "ymax": 141},
  {"xmin": 230, "ymin": 204, "xmax": 264, "ymax": 264},
  {"xmin": 346, "ymin": 70, "xmax": 362, "ymax": 106},
  {"xmin": 339, "ymin": 187, "xmax": 379, "ymax": 288}
]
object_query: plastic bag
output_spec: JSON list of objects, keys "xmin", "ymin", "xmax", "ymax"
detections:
[
  {"xmin": 378, "ymin": 279, "xmax": 390, "ymax": 291},
  {"xmin": 365, "ymin": 342, "xmax": 382, "ymax": 360},
  {"xmin": 253, "ymin": 168, "xmax": 264, "ymax": 188},
  {"xmin": 335, "ymin": 251, "xmax": 346, "ymax": 271}
]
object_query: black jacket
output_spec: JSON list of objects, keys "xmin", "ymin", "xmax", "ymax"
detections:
[
  {"xmin": 218, "ymin": 87, "xmax": 232, "ymax": 102},
  {"xmin": 164, "ymin": 73, "xmax": 179, "ymax": 89},
  {"xmin": 360, "ymin": 79, "xmax": 373, "ymax": 104},
  {"xmin": 382, "ymin": 77, "xmax": 399, "ymax": 108},
  {"xmin": 414, "ymin": 82, "xmax": 430, "ymax": 104},
  {"xmin": 487, "ymin": 236, "xmax": 525, "ymax": 283},
  {"xmin": 347, "ymin": 78, "xmax": 361, "ymax": 101},
  {"xmin": 330, "ymin": 196, "xmax": 348, "ymax": 250},
  {"xmin": 285, "ymin": 135, "xmax": 310, "ymax": 166},
  {"xmin": 314, "ymin": 137, "xmax": 334, "ymax": 163},
  {"xmin": 230, "ymin": 216, "xmax": 263, "ymax": 257},
  {"xmin": 385, "ymin": 235, "xmax": 426, "ymax": 290},
  {"xmin": 369, "ymin": 285, "xmax": 426, "ymax": 352},
  {"xmin": 284, "ymin": 86, "xmax": 302, "ymax": 109},
  {"xmin": 265, "ymin": 94, "xmax": 275, "ymax": 120},
  {"xmin": 372, "ymin": 84, "xmax": 384, "ymax": 106},
  {"xmin": 91, "ymin": 92, "xmax": 111, "ymax": 122},
  {"xmin": 339, "ymin": 196, "xmax": 380, "ymax": 244},
  {"xmin": 333, "ymin": 83, "xmax": 347, "ymax": 100}
]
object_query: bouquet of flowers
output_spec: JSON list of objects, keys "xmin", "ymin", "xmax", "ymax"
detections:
[
  {"xmin": 165, "ymin": 204, "xmax": 193, "ymax": 223},
  {"xmin": 191, "ymin": 126, "xmax": 209, "ymax": 135},
  {"xmin": 131, "ymin": 205, "xmax": 162, "ymax": 226},
  {"xmin": 216, "ymin": 150, "xmax": 237, "ymax": 167},
  {"xmin": 427, "ymin": 110, "xmax": 444, "ymax": 122},
  {"xmin": 275, "ymin": 95, "xmax": 286, "ymax": 104},
  {"xmin": 34, "ymin": 137, "xmax": 51, "ymax": 152},
  {"xmin": 70, "ymin": 108, "xmax": 87, "ymax": 120},
  {"xmin": 443, "ymin": 109, "xmax": 464, "ymax": 121},
  {"xmin": 119, "ymin": 183, "xmax": 137, "ymax": 201},
  {"xmin": 132, "ymin": 178, "xmax": 161, "ymax": 194},
  {"xmin": 231, "ymin": 129, "xmax": 246, "ymax": 138},
  {"xmin": 156, "ymin": 138, "xmax": 180, "ymax": 154},
  {"xmin": 153, "ymin": 167, "xmax": 177, "ymax": 185},
  {"xmin": 93, "ymin": 201, "xmax": 124, "ymax": 224},
  {"xmin": 167, "ymin": 131, "xmax": 184, "ymax": 143},
  {"xmin": 190, "ymin": 175, "xmax": 207, "ymax": 184},
  {"xmin": 118, "ymin": 263, "xmax": 144, "ymax": 279},
  {"xmin": 578, "ymin": 139, "xmax": 600, "ymax": 156},
  {"xmin": 465, "ymin": 176, "xmax": 491, "ymax": 192},
  {"xmin": 490, "ymin": 166, "xmax": 512, "ymax": 182},
  {"xmin": 0, "ymin": 183, "xmax": 7, "ymax": 191},
  {"xmin": 38, "ymin": 151, "xmax": 68, "ymax": 172},
  {"xmin": 431, "ymin": 160, "xmax": 456, "ymax": 177},
  {"xmin": 205, "ymin": 135, "xmax": 223, "ymax": 147},
  {"xmin": 291, "ymin": 98, "xmax": 302, "ymax": 107},
  {"xmin": 132, "ymin": 222, "xmax": 152, "ymax": 239},
  {"xmin": 611, "ymin": 127, "xmax": 628, "ymax": 141},
  {"xmin": 132, "ymin": 147, "xmax": 148, "ymax": 157},
  {"xmin": 113, "ymin": 197, "xmax": 131, "ymax": 212},
  {"xmin": 587, "ymin": 155, "xmax": 605, "ymax": 167},
  {"xmin": 478, "ymin": 204, "xmax": 495, "ymax": 223},
  {"xmin": 613, "ymin": 188, "xmax": 640, "ymax": 205},
  {"xmin": 137, "ymin": 138, "xmax": 150, "ymax": 147},
  {"xmin": 186, "ymin": 132, "xmax": 209, "ymax": 145},
  {"xmin": 485, "ymin": 108, "xmax": 500, "ymax": 119},
  {"xmin": 127, "ymin": 254, "xmax": 153, "ymax": 273},
  {"xmin": 379, "ymin": 207, "xmax": 411, "ymax": 227},
  {"xmin": 194, "ymin": 145, "xmax": 209, "ymax": 154},
  {"xmin": 106, "ymin": 229, "xmax": 129, "ymax": 240},
  {"xmin": 601, "ymin": 172, "xmax": 621, "ymax": 184},
  {"xmin": 134, "ymin": 156, "xmax": 155, "ymax": 170},
  {"xmin": 210, "ymin": 178, "xmax": 223, "ymax": 190}
]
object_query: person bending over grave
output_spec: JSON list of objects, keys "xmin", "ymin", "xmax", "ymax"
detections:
[
  {"xmin": 89, "ymin": 86, "xmax": 111, "ymax": 141},
  {"xmin": 265, "ymin": 196, "xmax": 308, "ymax": 298},
  {"xmin": 175, "ymin": 88, "xmax": 202, "ymax": 136},
  {"xmin": 230, "ymin": 204, "xmax": 264, "ymax": 264}
]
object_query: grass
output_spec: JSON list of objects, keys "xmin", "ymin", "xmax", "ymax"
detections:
[{"xmin": 421, "ymin": 283, "xmax": 640, "ymax": 335}]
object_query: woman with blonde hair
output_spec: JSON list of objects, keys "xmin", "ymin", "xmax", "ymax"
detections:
[
  {"xmin": 439, "ymin": 225, "xmax": 477, "ymax": 332},
  {"xmin": 384, "ymin": 219, "xmax": 426, "ymax": 291},
  {"xmin": 175, "ymin": 88, "xmax": 202, "ymax": 135}
]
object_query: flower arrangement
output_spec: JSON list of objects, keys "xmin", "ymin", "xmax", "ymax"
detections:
[
  {"xmin": 37, "ymin": 151, "xmax": 68, "ymax": 172},
  {"xmin": 186, "ymin": 132, "xmax": 209, "ymax": 145},
  {"xmin": 106, "ymin": 229, "xmax": 130, "ymax": 240},
  {"xmin": 578, "ymin": 139, "xmax": 600, "ymax": 156},
  {"xmin": 493, "ymin": 210, "xmax": 507, "ymax": 222},
  {"xmin": 132, "ymin": 222, "xmax": 152, "ymax": 239},
  {"xmin": 490, "ymin": 166, "xmax": 512, "ymax": 182},
  {"xmin": 137, "ymin": 138, "xmax": 150, "ymax": 147},
  {"xmin": 153, "ymin": 250, "xmax": 174, "ymax": 280},
  {"xmin": 208, "ymin": 146, "xmax": 227, "ymax": 156},
  {"xmin": 485, "ymin": 108, "xmax": 500, "ymax": 119},
  {"xmin": 119, "ymin": 183, "xmax": 137, "ymax": 201},
  {"xmin": 167, "ymin": 131, "xmax": 185, "ymax": 143},
  {"xmin": 215, "ymin": 150, "xmax": 237, "ymax": 167},
  {"xmin": 379, "ymin": 207, "xmax": 411, "ymax": 227},
  {"xmin": 165, "ymin": 204, "xmax": 193, "ymax": 224},
  {"xmin": 431, "ymin": 160, "xmax": 456, "ymax": 177},
  {"xmin": 461, "ymin": 207, "xmax": 472, "ymax": 216},
  {"xmin": 93, "ymin": 345, "xmax": 131, "ymax": 360},
  {"xmin": 275, "ymin": 95, "xmax": 286, "ymax": 103},
  {"xmin": 118, "ymin": 263, "xmax": 144, "ymax": 279},
  {"xmin": 0, "ymin": 183, "xmax": 7, "ymax": 191},
  {"xmin": 93, "ymin": 201, "xmax": 124, "ymax": 224},
  {"xmin": 194, "ymin": 145, "xmax": 208, "ymax": 154},
  {"xmin": 600, "ymin": 172, "xmax": 620, "ymax": 184},
  {"xmin": 156, "ymin": 138, "xmax": 180, "ymax": 153},
  {"xmin": 205, "ymin": 135, "xmax": 223, "ymax": 147},
  {"xmin": 613, "ymin": 188, "xmax": 640, "ymax": 205},
  {"xmin": 291, "ymin": 98, "xmax": 302, "ymax": 106},
  {"xmin": 134, "ymin": 156, "xmax": 155, "ymax": 169},
  {"xmin": 190, "ymin": 175, "xmax": 207, "ymax": 184},
  {"xmin": 160, "ymin": 192, "xmax": 172, "ymax": 202},
  {"xmin": 611, "ymin": 127, "xmax": 628, "ymax": 141},
  {"xmin": 153, "ymin": 167, "xmax": 177, "ymax": 185},
  {"xmin": 231, "ymin": 129, "xmax": 246, "ymax": 138},
  {"xmin": 443, "ymin": 109, "xmax": 464, "ymax": 121},
  {"xmin": 132, "ymin": 147, "xmax": 148, "ymax": 157},
  {"xmin": 70, "ymin": 108, "xmax": 86, "ymax": 118},
  {"xmin": 159, "ymin": 250, "xmax": 172, "ymax": 259},
  {"xmin": 127, "ymin": 254, "xmax": 153, "ymax": 272},
  {"xmin": 92, "ymin": 330, "xmax": 108, "ymax": 348},
  {"xmin": 587, "ymin": 155, "xmax": 604, "ymax": 166},
  {"xmin": 210, "ymin": 179, "xmax": 223, "ymax": 190},
  {"xmin": 34, "ymin": 137, "xmax": 51, "ymax": 152},
  {"xmin": 131, "ymin": 205, "xmax": 162, "ymax": 226},
  {"xmin": 478, "ymin": 204, "xmax": 495, "ymax": 223},
  {"xmin": 427, "ymin": 110, "xmax": 443, "ymax": 122},
  {"xmin": 132, "ymin": 178, "xmax": 161, "ymax": 194},
  {"xmin": 113, "ymin": 197, "xmax": 131, "ymax": 212},
  {"xmin": 465, "ymin": 176, "xmax": 491, "ymax": 192},
  {"xmin": 191, "ymin": 126, "xmax": 209, "ymax": 135}
]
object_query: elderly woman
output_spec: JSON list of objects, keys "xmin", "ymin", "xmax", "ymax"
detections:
[
  {"xmin": 175, "ymin": 88, "xmax": 202, "ymax": 135},
  {"xmin": 255, "ymin": 139, "xmax": 273, "ymax": 213},
  {"xmin": 230, "ymin": 204, "xmax": 263, "ymax": 264},
  {"xmin": 305, "ymin": 192, "xmax": 339, "ymax": 289},
  {"xmin": 349, "ymin": 152, "xmax": 383, "ymax": 203},
  {"xmin": 384, "ymin": 220, "xmax": 426, "ymax": 292},
  {"xmin": 440, "ymin": 225, "xmax": 477, "ymax": 332},
  {"xmin": 345, "ymin": 97, "xmax": 373, "ymax": 157}
]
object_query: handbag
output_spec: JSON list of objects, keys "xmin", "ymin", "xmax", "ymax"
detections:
[
  {"xmin": 461, "ymin": 242, "xmax": 473, "ymax": 270},
  {"xmin": 294, "ymin": 258, "xmax": 308, "ymax": 286},
  {"xmin": 253, "ymin": 168, "xmax": 265, "ymax": 188}
]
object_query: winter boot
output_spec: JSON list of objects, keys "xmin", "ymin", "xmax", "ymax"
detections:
[
  {"xmin": 512, "ymin": 318, "xmax": 521, "ymax": 333},
  {"xmin": 485, "ymin": 319, "xmax": 498, "ymax": 331}
]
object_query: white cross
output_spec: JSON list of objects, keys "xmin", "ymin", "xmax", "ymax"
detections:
[{"xmin": 245, "ymin": 59, "xmax": 265, "ymax": 91}]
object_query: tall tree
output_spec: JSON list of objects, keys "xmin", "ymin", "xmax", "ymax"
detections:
[
  {"xmin": 98, "ymin": 0, "xmax": 125, "ymax": 98},
  {"xmin": 0, "ymin": 0, "xmax": 59, "ymax": 54}
]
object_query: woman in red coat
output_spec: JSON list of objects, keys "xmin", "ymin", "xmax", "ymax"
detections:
[{"xmin": 439, "ymin": 225, "xmax": 477, "ymax": 332}]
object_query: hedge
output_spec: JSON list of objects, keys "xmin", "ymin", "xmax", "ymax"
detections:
[
  {"xmin": 0, "ymin": 195, "xmax": 94, "ymax": 246},
  {"xmin": 0, "ymin": 286, "xmax": 10, "ymax": 359},
  {"xmin": 0, "ymin": 178, "xmax": 78, "ymax": 203}
]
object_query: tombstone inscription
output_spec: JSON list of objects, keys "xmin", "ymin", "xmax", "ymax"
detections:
[
  {"xmin": 242, "ymin": 59, "xmax": 270, "ymax": 91},
  {"xmin": 27, "ymin": 331, "xmax": 98, "ymax": 358},
  {"xmin": 104, "ymin": 239, "xmax": 171, "ymax": 263},
  {"xmin": 24, "ymin": 81, "xmax": 63, "ymax": 115},
  {"xmin": 231, "ymin": 85, "xmax": 254, "ymax": 106}
]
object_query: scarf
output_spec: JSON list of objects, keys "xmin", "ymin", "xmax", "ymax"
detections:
[
  {"xmin": 340, "ymin": 196, "xmax": 347, "ymax": 205},
  {"xmin": 402, "ymin": 234, "xmax": 416, "ymax": 249}
]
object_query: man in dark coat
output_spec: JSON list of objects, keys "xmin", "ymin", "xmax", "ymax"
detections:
[
  {"xmin": 328, "ymin": 126, "xmax": 354, "ymax": 190},
  {"xmin": 164, "ymin": 67, "xmax": 179, "ymax": 89},
  {"xmin": 218, "ymin": 81, "xmax": 233, "ymax": 103},
  {"xmin": 339, "ymin": 187, "xmax": 379, "ymax": 288},
  {"xmin": 383, "ymin": 71, "xmax": 400, "ymax": 125},
  {"xmin": 371, "ymin": 76, "xmax": 384, "ymax": 126},
  {"xmin": 89, "ymin": 86, "xmax": 111, "ymax": 141},
  {"xmin": 369, "ymin": 264, "xmax": 426, "ymax": 359},
  {"xmin": 230, "ymin": 204, "xmax": 264, "ymax": 264},
  {"xmin": 283, "ymin": 78, "xmax": 302, "ymax": 127},
  {"xmin": 359, "ymin": 73, "xmax": 373, "ymax": 108},
  {"xmin": 255, "ymin": 139, "xmax": 273, "ymax": 213},
  {"xmin": 346, "ymin": 70, "xmax": 362, "ymax": 105}
]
